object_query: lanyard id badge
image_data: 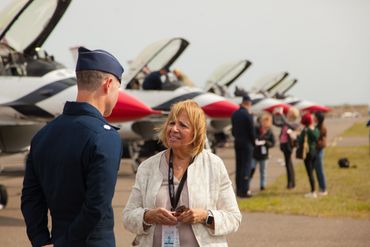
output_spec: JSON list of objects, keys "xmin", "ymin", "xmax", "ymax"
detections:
[
  {"xmin": 168, "ymin": 149, "xmax": 193, "ymax": 211},
  {"xmin": 162, "ymin": 225, "xmax": 180, "ymax": 247},
  {"xmin": 261, "ymin": 145, "xmax": 267, "ymax": 155}
]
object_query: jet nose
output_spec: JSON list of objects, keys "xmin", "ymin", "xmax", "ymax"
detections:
[
  {"xmin": 251, "ymin": 97, "xmax": 291, "ymax": 115},
  {"xmin": 201, "ymin": 99, "xmax": 239, "ymax": 118},
  {"xmin": 302, "ymin": 105, "xmax": 331, "ymax": 113},
  {"xmin": 107, "ymin": 90, "xmax": 161, "ymax": 122},
  {"xmin": 264, "ymin": 102, "xmax": 291, "ymax": 114}
]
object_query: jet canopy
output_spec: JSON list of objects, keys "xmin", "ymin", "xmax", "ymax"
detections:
[
  {"xmin": 0, "ymin": 0, "xmax": 71, "ymax": 55},
  {"xmin": 249, "ymin": 71, "xmax": 289, "ymax": 95},
  {"xmin": 269, "ymin": 78, "xmax": 298, "ymax": 98},
  {"xmin": 124, "ymin": 37, "xmax": 189, "ymax": 88},
  {"xmin": 204, "ymin": 60, "xmax": 252, "ymax": 95}
]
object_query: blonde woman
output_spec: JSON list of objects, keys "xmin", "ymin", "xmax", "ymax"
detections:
[{"xmin": 123, "ymin": 100, "xmax": 241, "ymax": 246}]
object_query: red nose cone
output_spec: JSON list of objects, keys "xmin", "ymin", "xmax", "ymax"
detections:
[
  {"xmin": 107, "ymin": 90, "xmax": 161, "ymax": 122},
  {"xmin": 201, "ymin": 100, "xmax": 239, "ymax": 118},
  {"xmin": 302, "ymin": 105, "xmax": 331, "ymax": 113},
  {"xmin": 264, "ymin": 103, "xmax": 291, "ymax": 114}
]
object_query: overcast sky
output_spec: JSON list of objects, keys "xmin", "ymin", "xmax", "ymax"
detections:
[{"xmin": 1, "ymin": 0, "xmax": 369, "ymax": 106}]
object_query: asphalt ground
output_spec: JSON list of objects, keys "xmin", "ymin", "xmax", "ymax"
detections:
[{"xmin": 0, "ymin": 117, "xmax": 369, "ymax": 246}]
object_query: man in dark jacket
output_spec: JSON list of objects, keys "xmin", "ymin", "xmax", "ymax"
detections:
[
  {"xmin": 21, "ymin": 47, "xmax": 124, "ymax": 247},
  {"xmin": 231, "ymin": 94, "xmax": 255, "ymax": 198},
  {"xmin": 142, "ymin": 68, "xmax": 168, "ymax": 90}
]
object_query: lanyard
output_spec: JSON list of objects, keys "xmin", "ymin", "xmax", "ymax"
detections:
[{"xmin": 168, "ymin": 149, "xmax": 192, "ymax": 211}]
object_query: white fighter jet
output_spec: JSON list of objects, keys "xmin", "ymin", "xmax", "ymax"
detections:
[
  {"xmin": 214, "ymin": 66, "xmax": 330, "ymax": 114},
  {"xmin": 203, "ymin": 64, "xmax": 292, "ymax": 149},
  {"xmin": 0, "ymin": 0, "xmax": 160, "ymax": 154},
  {"xmin": 0, "ymin": 0, "xmax": 164, "ymax": 207},
  {"xmin": 271, "ymin": 78, "xmax": 331, "ymax": 113},
  {"xmin": 252, "ymin": 75, "xmax": 331, "ymax": 113},
  {"xmin": 207, "ymin": 65, "xmax": 291, "ymax": 114}
]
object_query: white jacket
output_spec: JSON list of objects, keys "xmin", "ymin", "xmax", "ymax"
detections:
[{"xmin": 122, "ymin": 149, "xmax": 242, "ymax": 246}]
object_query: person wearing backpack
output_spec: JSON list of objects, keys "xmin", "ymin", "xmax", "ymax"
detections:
[
  {"xmin": 250, "ymin": 113, "xmax": 275, "ymax": 191},
  {"xmin": 298, "ymin": 112, "xmax": 320, "ymax": 198},
  {"xmin": 314, "ymin": 111, "xmax": 328, "ymax": 196}
]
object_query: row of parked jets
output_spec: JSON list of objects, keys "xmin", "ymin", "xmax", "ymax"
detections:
[{"xmin": 0, "ymin": 0, "xmax": 330, "ymax": 207}]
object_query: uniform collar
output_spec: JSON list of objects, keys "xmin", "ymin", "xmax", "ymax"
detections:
[
  {"xmin": 240, "ymin": 105, "xmax": 249, "ymax": 111},
  {"xmin": 63, "ymin": 101, "xmax": 119, "ymax": 130}
]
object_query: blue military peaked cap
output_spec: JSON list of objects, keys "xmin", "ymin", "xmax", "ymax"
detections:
[
  {"xmin": 76, "ymin": 47, "xmax": 124, "ymax": 82},
  {"xmin": 242, "ymin": 94, "xmax": 251, "ymax": 102}
]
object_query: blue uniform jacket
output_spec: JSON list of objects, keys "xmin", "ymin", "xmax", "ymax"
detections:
[
  {"xmin": 21, "ymin": 102, "xmax": 122, "ymax": 247},
  {"xmin": 231, "ymin": 106, "xmax": 255, "ymax": 148}
]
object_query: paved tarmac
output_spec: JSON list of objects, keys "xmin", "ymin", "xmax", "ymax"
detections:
[{"xmin": 0, "ymin": 117, "xmax": 369, "ymax": 246}]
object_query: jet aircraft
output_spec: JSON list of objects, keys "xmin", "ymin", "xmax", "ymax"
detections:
[
  {"xmin": 0, "ymin": 0, "xmax": 161, "ymax": 207},
  {"xmin": 203, "ymin": 64, "xmax": 293, "ymax": 149},
  {"xmin": 270, "ymin": 78, "xmax": 331, "ymax": 113},
  {"xmin": 250, "ymin": 74, "xmax": 331, "ymax": 113}
]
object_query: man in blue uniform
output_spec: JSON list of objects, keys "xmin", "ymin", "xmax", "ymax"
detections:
[
  {"xmin": 231, "ymin": 94, "xmax": 255, "ymax": 198},
  {"xmin": 21, "ymin": 47, "xmax": 124, "ymax": 247}
]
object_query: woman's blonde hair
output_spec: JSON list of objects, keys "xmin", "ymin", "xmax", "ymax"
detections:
[
  {"xmin": 158, "ymin": 100, "xmax": 206, "ymax": 157},
  {"xmin": 287, "ymin": 107, "xmax": 300, "ymax": 121},
  {"xmin": 260, "ymin": 113, "xmax": 272, "ymax": 128}
]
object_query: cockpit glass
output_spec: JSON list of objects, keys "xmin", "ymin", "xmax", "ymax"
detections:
[
  {"xmin": 0, "ymin": 0, "xmax": 57, "ymax": 51},
  {"xmin": 146, "ymin": 39, "xmax": 183, "ymax": 71},
  {"xmin": 215, "ymin": 62, "xmax": 247, "ymax": 87}
]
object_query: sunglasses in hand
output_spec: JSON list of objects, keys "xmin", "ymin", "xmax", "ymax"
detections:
[{"xmin": 172, "ymin": 205, "xmax": 189, "ymax": 217}]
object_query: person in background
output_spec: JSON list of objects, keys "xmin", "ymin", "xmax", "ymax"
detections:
[
  {"xmin": 314, "ymin": 111, "xmax": 328, "ymax": 196},
  {"xmin": 142, "ymin": 68, "xmax": 169, "ymax": 90},
  {"xmin": 21, "ymin": 47, "xmax": 124, "ymax": 246},
  {"xmin": 298, "ymin": 112, "xmax": 320, "ymax": 198},
  {"xmin": 367, "ymin": 119, "xmax": 370, "ymax": 156},
  {"xmin": 123, "ymin": 100, "xmax": 241, "ymax": 246},
  {"xmin": 231, "ymin": 94, "xmax": 255, "ymax": 198},
  {"xmin": 278, "ymin": 107, "xmax": 300, "ymax": 189},
  {"xmin": 250, "ymin": 113, "xmax": 275, "ymax": 191},
  {"xmin": 173, "ymin": 68, "xmax": 193, "ymax": 87}
]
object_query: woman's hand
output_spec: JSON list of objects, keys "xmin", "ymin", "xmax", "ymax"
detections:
[
  {"xmin": 176, "ymin": 208, "xmax": 207, "ymax": 224},
  {"xmin": 144, "ymin": 208, "xmax": 177, "ymax": 225}
]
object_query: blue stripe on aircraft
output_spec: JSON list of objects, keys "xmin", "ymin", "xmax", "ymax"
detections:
[
  {"xmin": 152, "ymin": 92, "xmax": 204, "ymax": 111},
  {"xmin": 2, "ymin": 77, "xmax": 76, "ymax": 118}
]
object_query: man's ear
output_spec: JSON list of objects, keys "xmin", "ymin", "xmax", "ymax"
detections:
[{"xmin": 103, "ymin": 77, "xmax": 113, "ymax": 94}]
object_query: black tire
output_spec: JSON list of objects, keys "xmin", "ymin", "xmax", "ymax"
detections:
[{"xmin": 0, "ymin": 184, "xmax": 8, "ymax": 209}]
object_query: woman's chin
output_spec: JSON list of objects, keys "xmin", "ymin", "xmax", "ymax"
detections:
[{"xmin": 168, "ymin": 143, "xmax": 183, "ymax": 149}]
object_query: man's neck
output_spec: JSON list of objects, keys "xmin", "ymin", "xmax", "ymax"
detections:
[
  {"xmin": 76, "ymin": 93, "xmax": 105, "ymax": 116},
  {"xmin": 241, "ymin": 104, "xmax": 250, "ymax": 110}
]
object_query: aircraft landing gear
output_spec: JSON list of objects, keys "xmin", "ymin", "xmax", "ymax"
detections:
[
  {"xmin": 131, "ymin": 158, "xmax": 144, "ymax": 174},
  {"xmin": 128, "ymin": 142, "xmax": 142, "ymax": 174},
  {"xmin": 0, "ymin": 184, "xmax": 8, "ymax": 210},
  {"xmin": 127, "ymin": 140, "xmax": 166, "ymax": 173}
]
